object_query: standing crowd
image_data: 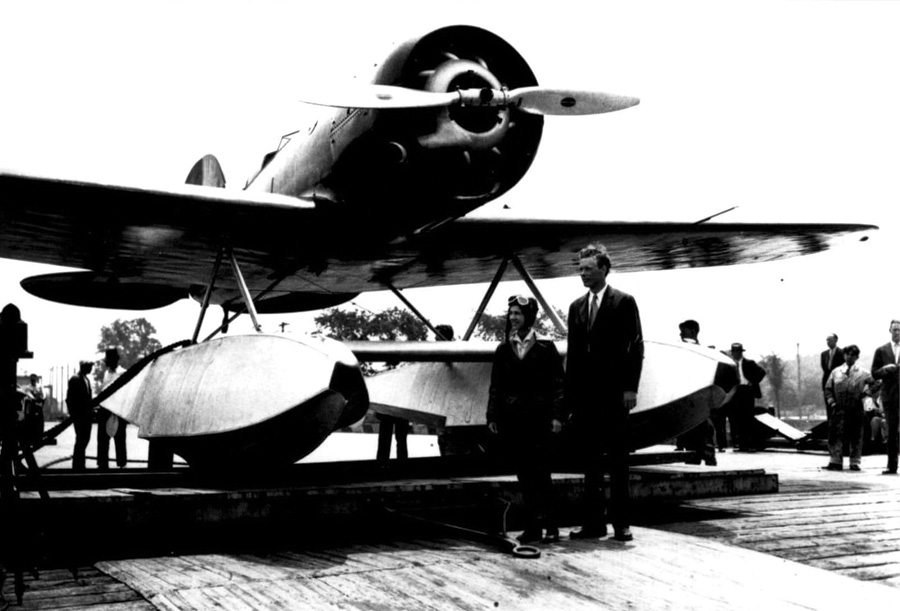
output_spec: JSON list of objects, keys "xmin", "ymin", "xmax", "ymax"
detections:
[
  {"xmin": 66, "ymin": 347, "xmax": 129, "ymax": 472},
  {"xmin": 822, "ymin": 323, "xmax": 900, "ymax": 475}
]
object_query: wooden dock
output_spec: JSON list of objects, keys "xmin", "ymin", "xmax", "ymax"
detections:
[
  {"xmin": 646, "ymin": 449, "xmax": 900, "ymax": 589},
  {"xmin": 4, "ymin": 449, "xmax": 900, "ymax": 609}
]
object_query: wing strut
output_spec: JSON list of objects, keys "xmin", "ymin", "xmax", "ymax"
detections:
[
  {"xmin": 384, "ymin": 284, "xmax": 450, "ymax": 340},
  {"xmin": 227, "ymin": 248, "xmax": 262, "ymax": 333},
  {"xmin": 509, "ymin": 255, "xmax": 567, "ymax": 336},
  {"xmin": 384, "ymin": 253, "xmax": 567, "ymax": 342},
  {"xmin": 462, "ymin": 256, "xmax": 509, "ymax": 340},
  {"xmin": 191, "ymin": 248, "xmax": 224, "ymax": 344}
]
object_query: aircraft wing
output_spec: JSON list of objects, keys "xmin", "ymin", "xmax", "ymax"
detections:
[
  {"xmin": 0, "ymin": 171, "xmax": 876, "ymax": 311},
  {"xmin": 389, "ymin": 217, "xmax": 876, "ymax": 288}
]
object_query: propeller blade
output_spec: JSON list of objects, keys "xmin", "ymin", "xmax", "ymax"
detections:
[
  {"xmin": 299, "ymin": 84, "xmax": 640, "ymax": 116},
  {"xmin": 508, "ymin": 87, "xmax": 640, "ymax": 115},
  {"xmin": 299, "ymin": 85, "xmax": 458, "ymax": 109}
]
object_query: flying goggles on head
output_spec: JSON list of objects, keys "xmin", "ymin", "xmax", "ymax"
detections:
[{"xmin": 508, "ymin": 295, "xmax": 535, "ymax": 307}]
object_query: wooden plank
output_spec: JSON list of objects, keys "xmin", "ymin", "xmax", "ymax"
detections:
[
  {"xmin": 95, "ymin": 526, "xmax": 900, "ymax": 611},
  {"xmin": 12, "ymin": 589, "xmax": 146, "ymax": 610},
  {"xmin": 642, "ymin": 468, "xmax": 900, "ymax": 591}
]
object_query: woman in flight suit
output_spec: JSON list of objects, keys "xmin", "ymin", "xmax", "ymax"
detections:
[{"xmin": 487, "ymin": 295, "xmax": 564, "ymax": 544}]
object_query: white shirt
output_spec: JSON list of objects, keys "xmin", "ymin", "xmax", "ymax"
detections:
[
  {"xmin": 511, "ymin": 329, "xmax": 537, "ymax": 360},
  {"xmin": 588, "ymin": 285, "xmax": 608, "ymax": 326},
  {"xmin": 101, "ymin": 368, "xmax": 120, "ymax": 392},
  {"xmin": 735, "ymin": 357, "xmax": 748, "ymax": 385}
]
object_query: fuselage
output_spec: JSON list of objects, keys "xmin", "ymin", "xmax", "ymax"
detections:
[{"xmin": 245, "ymin": 26, "xmax": 544, "ymax": 243}]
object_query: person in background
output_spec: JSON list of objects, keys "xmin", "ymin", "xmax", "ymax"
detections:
[
  {"xmin": 823, "ymin": 344, "xmax": 875, "ymax": 471},
  {"xmin": 871, "ymin": 320, "xmax": 900, "ymax": 475},
  {"xmin": 20, "ymin": 374, "xmax": 45, "ymax": 448},
  {"xmin": 723, "ymin": 343, "xmax": 766, "ymax": 452},
  {"xmin": 375, "ymin": 414, "xmax": 409, "ymax": 462},
  {"xmin": 487, "ymin": 296, "xmax": 564, "ymax": 544},
  {"xmin": 821, "ymin": 334, "xmax": 845, "ymax": 391},
  {"xmin": 821, "ymin": 333, "xmax": 845, "ymax": 438},
  {"xmin": 96, "ymin": 348, "xmax": 126, "ymax": 470},
  {"xmin": 564, "ymin": 243, "xmax": 643, "ymax": 543},
  {"xmin": 66, "ymin": 361, "xmax": 94, "ymax": 472},
  {"xmin": 375, "ymin": 326, "xmax": 456, "ymax": 463},
  {"xmin": 676, "ymin": 320, "xmax": 717, "ymax": 466}
]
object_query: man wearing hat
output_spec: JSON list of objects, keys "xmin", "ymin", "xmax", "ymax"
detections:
[
  {"xmin": 725, "ymin": 342, "xmax": 766, "ymax": 451},
  {"xmin": 677, "ymin": 320, "xmax": 717, "ymax": 465}
]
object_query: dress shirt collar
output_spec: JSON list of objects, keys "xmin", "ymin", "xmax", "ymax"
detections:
[
  {"xmin": 588, "ymin": 285, "xmax": 608, "ymax": 307},
  {"xmin": 511, "ymin": 328, "xmax": 537, "ymax": 359}
]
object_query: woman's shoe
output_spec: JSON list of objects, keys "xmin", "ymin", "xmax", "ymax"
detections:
[
  {"xmin": 516, "ymin": 528, "xmax": 543, "ymax": 544},
  {"xmin": 541, "ymin": 527, "xmax": 560, "ymax": 543}
]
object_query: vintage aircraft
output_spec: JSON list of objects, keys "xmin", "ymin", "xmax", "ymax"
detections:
[{"xmin": 0, "ymin": 25, "xmax": 875, "ymax": 470}]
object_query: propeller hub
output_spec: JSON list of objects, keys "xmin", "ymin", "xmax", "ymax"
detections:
[{"xmin": 419, "ymin": 59, "xmax": 509, "ymax": 149}]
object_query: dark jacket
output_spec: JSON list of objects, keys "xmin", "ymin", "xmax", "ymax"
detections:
[
  {"xmin": 737, "ymin": 358, "xmax": 766, "ymax": 399},
  {"xmin": 66, "ymin": 373, "xmax": 93, "ymax": 421},
  {"xmin": 821, "ymin": 347, "xmax": 845, "ymax": 390},
  {"xmin": 872, "ymin": 343, "xmax": 899, "ymax": 412},
  {"xmin": 564, "ymin": 285, "xmax": 643, "ymax": 420},
  {"xmin": 487, "ymin": 338, "xmax": 564, "ymax": 428}
]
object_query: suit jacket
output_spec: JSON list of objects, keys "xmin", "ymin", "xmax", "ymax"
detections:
[
  {"xmin": 736, "ymin": 358, "xmax": 766, "ymax": 400},
  {"xmin": 564, "ymin": 285, "xmax": 643, "ymax": 421},
  {"xmin": 872, "ymin": 342, "xmax": 899, "ymax": 413},
  {"xmin": 820, "ymin": 347, "xmax": 845, "ymax": 390},
  {"xmin": 66, "ymin": 373, "xmax": 93, "ymax": 421}
]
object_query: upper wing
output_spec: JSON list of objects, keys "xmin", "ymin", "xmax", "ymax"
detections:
[
  {"xmin": 384, "ymin": 217, "xmax": 876, "ymax": 288},
  {"xmin": 0, "ymin": 171, "xmax": 877, "ymax": 310}
]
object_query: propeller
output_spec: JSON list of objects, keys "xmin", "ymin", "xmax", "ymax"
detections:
[{"xmin": 300, "ymin": 84, "xmax": 639, "ymax": 116}]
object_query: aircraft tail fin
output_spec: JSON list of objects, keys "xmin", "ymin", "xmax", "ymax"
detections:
[{"xmin": 185, "ymin": 154, "xmax": 226, "ymax": 188}]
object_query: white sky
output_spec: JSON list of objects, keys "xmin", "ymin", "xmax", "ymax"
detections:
[{"xmin": 1, "ymin": 0, "xmax": 898, "ymax": 383}]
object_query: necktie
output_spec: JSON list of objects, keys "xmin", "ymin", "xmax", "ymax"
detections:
[
  {"xmin": 894, "ymin": 343, "xmax": 899, "ymax": 364},
  {"xmin": 589, "ymin": 294, "xmax": 598, "ymax": 328}
]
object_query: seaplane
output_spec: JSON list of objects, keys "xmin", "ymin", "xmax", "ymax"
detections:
[{"xmin": 0, "ymin": 25, "xmax": 875, "ymax": 470}]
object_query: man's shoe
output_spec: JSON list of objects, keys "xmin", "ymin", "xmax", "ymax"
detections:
[
  {"xmin": 849, "ymin": 464, "xmax": 861, "ymax": 471},
  {"xmin": 882, "ymin": 469, "xmax": 898, "ymax": 475},
  {"xmin": 613, "ymin": 527, "xmax": 634, "ymax": 542},
  {"xmin": 824, "ymin": 463, "xmax": 842, "ymax": 471},
  {"xmin": 541, "ymin": 528, "xmax": 560, "ymax": 543},
  {"xmin": 569, "ymin": 525, "xmax": 607, "ymax": 540},
  {"xmin": 705, "ymin": 459, "xmax": 718, "ymax": 466},
  {"xmin": 516, "ymin": 529, "xmax": 543, "ymax": 544}
]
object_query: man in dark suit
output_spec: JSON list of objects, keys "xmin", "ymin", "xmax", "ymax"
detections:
[
  {"xmin": 565, "ymin": 243, "xmax": 643, "ymax": 543},
  {"xmin": 821, "ymin": 334, "xmax": 845, "ymax": 390},
  {"xmin": 677, "ymin": 320, "xmax": 717, "ymax": 466},
  {"xmin": 821, "ymin": 333, "xmax": 844, "ymax": 443},
  {"xmin": 66, "ymin": 360, "xmax": 94, "ymax": 471},
  {"xmin": 725, "ymin": 343, "xmax": 766, "ymax": 451},
  {"xmin": 871, "ymin": 320, "xmax": 900, "ymax": 475}
]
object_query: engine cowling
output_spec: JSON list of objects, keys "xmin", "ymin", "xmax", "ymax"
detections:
[{"xmin": 321, "ymin": 26, "xmax": 543, "ymax": 221}]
